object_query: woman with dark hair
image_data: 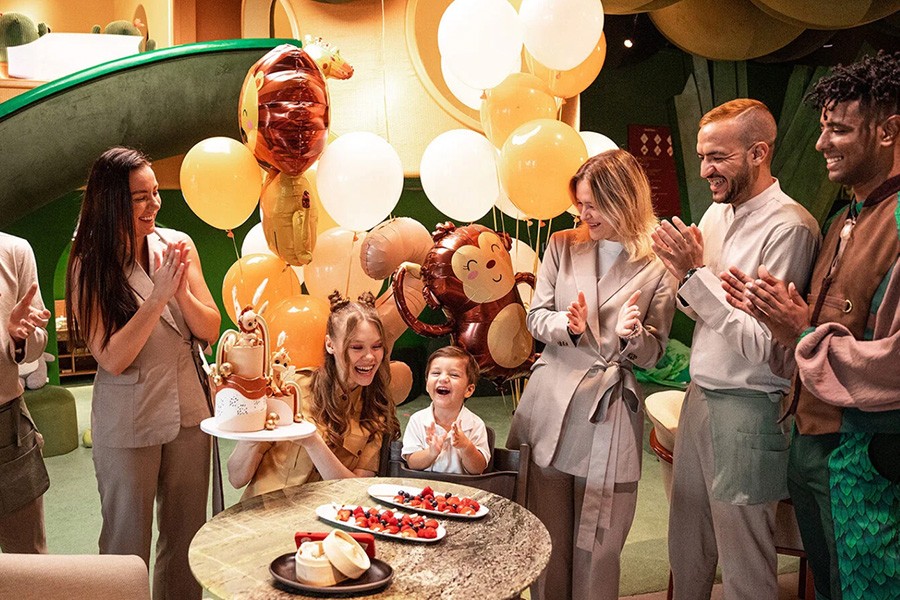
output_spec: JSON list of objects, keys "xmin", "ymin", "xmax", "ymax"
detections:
[
  {"xmin": 227, "ymin": 291, "xmax": 401, "ymax": 499},
  {"xmin": 66, "ymin": 147, "xmax": 220, "ymax": 600},
  {"xmin": 508, "ymin": 149, "xmax": 676, "ymax": 600}
]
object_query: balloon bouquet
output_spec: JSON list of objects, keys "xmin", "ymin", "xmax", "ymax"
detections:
[{"xmin": 223, "ymin": 39, "xmax": 433, "ymax": 407}]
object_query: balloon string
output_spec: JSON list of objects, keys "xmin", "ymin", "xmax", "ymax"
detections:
[
  {"xmin": 515, "ymin": 216, "xmax": 520, "ymax": 253},
  {"xmin": 380, "ymin": 0, "xmax": 391, "ymax": 143},
  {"xmin": 344, "ymin": 233, "xmax": 355, "ymax": 296},
  {"xmin": 542, "ymin": 217, "xmax": 553, "ymax": 262},
  {"xmin": 229, "ymin": 229, "xmax": 241, "ymax": 261}
]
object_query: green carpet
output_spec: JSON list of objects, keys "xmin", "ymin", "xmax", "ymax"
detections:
[{"xmin": 38, "ymin": 383, "xmax": 796, "ymax": 597}]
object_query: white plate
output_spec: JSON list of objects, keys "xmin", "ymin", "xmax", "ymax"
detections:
[
  {"xmin": 315, "ymin": 504, "xmax": 446, "ymax": 543},
  {"xmin": 367, "ymin": 484, "xmax": 489, "ymax": 519},
  {"xmin": 200, "ymin": 417, "xmax": 316, "ymax": 442}
]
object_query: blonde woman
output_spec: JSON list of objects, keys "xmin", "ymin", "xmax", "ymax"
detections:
[{"xmin": 508, "ymin": 149, "xmax": 676, "ymax": 600}]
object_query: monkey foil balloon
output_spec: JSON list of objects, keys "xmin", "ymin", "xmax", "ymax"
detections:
[{"xmin": 393, "ymin": 223, "xmax": 536, "ymax": 385}]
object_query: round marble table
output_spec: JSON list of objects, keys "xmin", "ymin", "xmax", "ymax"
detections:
[{"xmin": 189, "ymin": 477, "xmax": 551, "ymax": 599}]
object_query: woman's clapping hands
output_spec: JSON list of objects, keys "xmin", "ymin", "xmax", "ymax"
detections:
[
  {"xmin": 567, "ymin": 291, "xmax": 588, "ymax": 336},
  {"xmin": 150, "ymin": 242, "xmax": 189, "ymax": 305},
  {"xmin": 616, "ymin": 290, "xmax": 643, "ymax": 339}
]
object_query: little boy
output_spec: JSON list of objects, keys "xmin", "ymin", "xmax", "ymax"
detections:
[{"xmin": 402, "ymin": 346, "xmax": 490, "ymax": 474}]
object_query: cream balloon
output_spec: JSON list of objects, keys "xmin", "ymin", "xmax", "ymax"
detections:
[
  {"xmin": 441, "ymin": 57, "xmax": 484, "ymax": 111},
  {"xmin": 316, "ymin": 133, "xmax": 403, "ymax": 232},
  {"xmin": 421, "ymin": 129, "xmax": 500, "ymax": 222},
  {"xmin": 438, "ymin": 0, "xmax": 524, "ymax": 90},
  {"xmin": 241, "ymin": 223, "xmax": 305, "ymax": 285},
  {"xmin": 510, "ymin": 237, "xmax": 540, "ymax": 308},
  {"xmin": 303, "ymin": 163, "xmax": 339, "ymax": 235},
  {"xmin": 519, "ymin": 0, "xmax": 605, "ymax": 71},
  {"xmin": 304, "ymin": 227, "xmax": 382, "ymax": 300},
  {"xmin": 580, "ymin": 131, "xmax": 619, "ymax": 157}
]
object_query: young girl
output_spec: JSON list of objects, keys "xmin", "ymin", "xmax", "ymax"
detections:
[{"xmin": 228, "ymin": 292, "xmax": 400, "ymax": 499}]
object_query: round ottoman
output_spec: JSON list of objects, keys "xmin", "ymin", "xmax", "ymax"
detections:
[{"xmin": 22, "ymin": 385, "xmax": 78, "ymax": 457}]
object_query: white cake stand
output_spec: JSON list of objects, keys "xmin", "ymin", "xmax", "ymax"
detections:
[{"xmin": 200, "ymin": 417, "xmax": 317, "ymax": 442}]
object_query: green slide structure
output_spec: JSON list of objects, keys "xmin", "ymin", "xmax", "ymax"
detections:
[{"xmin": 0, "ymin": 38, "xmax": 300, "ymax": 227}]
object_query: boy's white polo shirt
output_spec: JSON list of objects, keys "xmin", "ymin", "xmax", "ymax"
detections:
[{"xmin": 401, "ymin": 404, "xmax": 491, "ymax": 474}]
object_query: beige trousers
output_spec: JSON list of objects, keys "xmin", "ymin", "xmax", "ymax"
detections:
[
  {"xmin": 528, "ymin": 462, "xmax": 638, "ymax": 600},
  {"xmin": 668, "ymin": 386, "xmax": 778, "ymax": 600},
  {"xmin": 92, "ymin": 425, "xmax": 209, "ymax": 600}
]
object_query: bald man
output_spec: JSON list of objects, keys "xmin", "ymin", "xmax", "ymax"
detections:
[{"xmin": 651, "ymin": 99, "xmax": 820, "ymax": 599}]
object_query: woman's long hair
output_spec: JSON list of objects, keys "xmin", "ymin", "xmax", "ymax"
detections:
[
  {"xmin": 569, "ymin": 149, "xmax": 659, "ymax": 262},
  {"xmin": 66, "ymin": 147, "xmax": 150, "ymax": 350},
  {"xmin": 309, "ymin": 292, "xmax": 400, "ymax": 452}
]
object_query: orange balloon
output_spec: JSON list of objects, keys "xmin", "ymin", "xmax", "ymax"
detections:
[
  {"xmin": 525, "ymin": 33, "xmax": 607, "ymax": 99},
  {"xmin": 180, "ymin": 137, "xmax": 262, "ymax": 230},
  {"xmin": 499, "ymin": 119, "xmax": 587, "ymax": 220},
  {"xmin": 267, "ymin": 295, "xmax": 330, "ymax": 369},
  {"xmin": 480, "ymin": 73, "xmax": 558, "ymax": 148},
  {"xmin": 222, "ymin": 253, "xmax": 301, "ymax": 325}
]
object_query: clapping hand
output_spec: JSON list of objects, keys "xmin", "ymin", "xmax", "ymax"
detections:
[
  {"xmin": 449, "ymin": 421, "xmax": 472, "ymax": 450},
  {"xmin": 651, "ymin": 217, "xmax": 704, "ymax": 281},
  {"xmin": 425, "ymin": 422, "xmax": 448, "ymax": 459},
  {"xmin": 616, "ymin": 290, "xmax": 643, "ymax": 339},
  {"xmin": 566, "ymin": 291, "xmax": 588, "ymax": 336},
  {"xmin": 7, "ymin": 283, "xmax": 51, "ymax": 341},
  {"xmin": 721, "ymin": 265, "xmax": 810, "ymax": 347},
  {"xmin": 150, "ymin": 242, "xmax": 189, "ymax": 305}
]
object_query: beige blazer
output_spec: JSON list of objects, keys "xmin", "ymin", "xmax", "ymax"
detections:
[
  {"xmin": 508, "ymin": 228, "xmax": 676, "ymax": 548},
  {"xmin": 510, "ymin": 229, "xmax": 676, "ymax": 463},
  {"xmin": 91, "ymin": 229, "xmax": 210, "ymax": 449}
]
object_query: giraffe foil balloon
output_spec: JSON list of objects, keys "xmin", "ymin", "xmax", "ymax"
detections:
[{"xmin": 393, "ymin": 222, "xmax": 536, "ymax": 386}]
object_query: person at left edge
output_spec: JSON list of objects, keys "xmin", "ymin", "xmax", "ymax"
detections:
[
  {"xmin": 0, "ymin": 233, "xmax": 51, "ymax": 554},
  {"xmin": 66, "ymin": 147, "xmax": 221, "ymax": 600}
]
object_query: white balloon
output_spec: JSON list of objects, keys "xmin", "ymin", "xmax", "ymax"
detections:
[
  {"xmin": 241, "ymin": 222, "xmax": 305, "ymax": 285},
  {"xmin": 316, "ymin": 132, "xmax": 403, "ymax": 232},
  {"xmin": 441, "ymin": 57, "xmax": 484, "ymax": 111},
  {"xmin": 305, "ymin": 227, "xmax": 382, "ymax": 300},
  {"xmin": 421, "ymin": 130, "xmax": 499, "ymax": 222},
  {"xmin": 580, "ymin": 131, "xmax": 619, "ymax": 157},
  {"xmin": 519, "ymin": 0, "xmax": 605, "ymax": 71},
  {"xmin": 510, "ymin": 238, "xmax": 541, "ymax": 308},
  {"xmin": 566, "ymin": 131, "xmax": 619, "ymax": 216},
  {"xmin": 439, "ymin": 0, "xmax": 523, "ymax": 90}
]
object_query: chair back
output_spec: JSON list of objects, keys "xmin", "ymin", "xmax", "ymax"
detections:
[
  {"xmin": 0, "ymin": 553, "xmax": 150, "ymax": 600},
  {"xmin": 384, "ymin": 426, "xmax": 530, "ymax": 505}
]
